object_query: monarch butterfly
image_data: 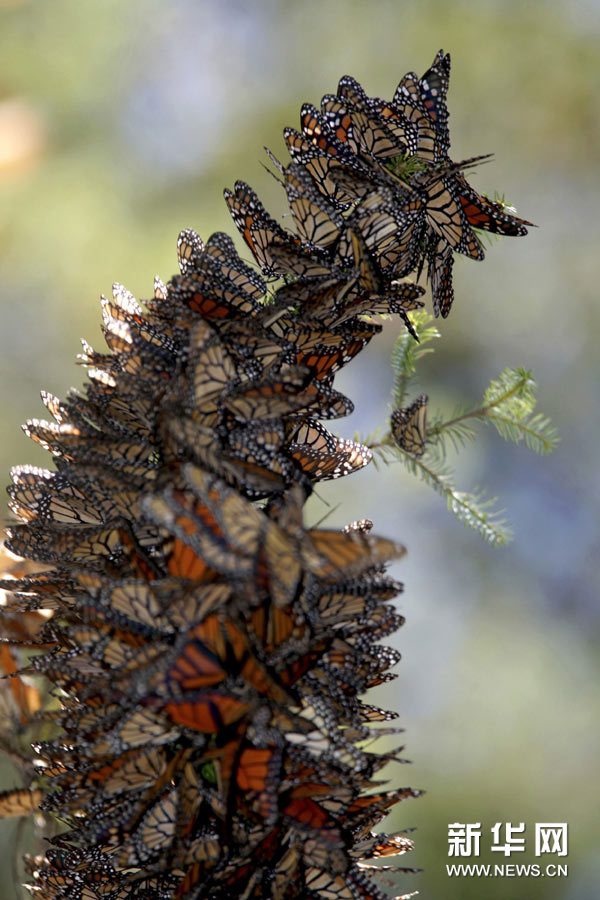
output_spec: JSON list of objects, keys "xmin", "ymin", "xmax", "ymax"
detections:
[
  {"xmin": 370, "ymin": 213, "xmax": 423, "ymax": 280},
  {"xmin": 332, "ymin": 284, "xmax": 424, "ymax": 339},
  {"xmin": 157, "ymin": 466, "xmax": 304, "ymax": 609},
  {"xmin": 283, "ymin": 796, "xmax": 335, "ymax": 833},
  {"xmin": 177, "ymin": 228, "xmax": 205, "ymax": 275},
  {"xmin": 222, "ymin": 453, "xmax": 291, "ymax": 500},
  {"xmin": 165, "ymin": 690, "xmax": 251, "ymax": 733},
  {"xmin": 166, "ymin": 615, "xmax": 291, "ymax": 703},
  {"xmin": 336, "ymin": 75, "xmax": 404, "ymax": 161},
  {"xmin": 106, "ymin": 280, "xmax": 144, "ymax": 320},
  {"xmin": 114, "ymin": 788, "xmax": 179, "ymax": 866},
  {"xmin": 88, "ymin": 707, "xmax": 180, "ymax": 756},
  {"xmin": 283, "ymin": 162, "xmax": 345, "ymax": 248},
  {"xmin": 319, "ymin": 93, "xmax": 361, "ymax": 155},
  {"xmin": 335, "ymin": 226, "xmax": 381, "ymax": 295},
  {"xmin": 0, "ymin": 787, "xmax": 43, "ymax": 818},
  {"xmin": 143, "ymin": 490, "xmax": 253, "ymax": 582},
  {"xmin": 164, "ymin": 528, "xmax": 218, "ymax": 584},
  {"xmin": 185, "ymin": 320, "xmax": 237, "ymax": 416},
  {"xmin": 223, "ymin": 368, "xmax": 315, "ymax": 421},
  {"xmin": 166, "ymin": 582, "xmax": 232, "ymax": 631},
  {"xmin": 263, "ymin": 274, "xmax": 354, "ymax": 329},
  {"xmin": 226, "ymin": 419, "xmax": 286, "ymax": 464},
  {"xmin": 166, "ymin": 622, "xmax": 227, "ymax": 693},
  {"xmin": 286, "ymin": 419, "xmax": 372, "ymax": 481},
  {"xmin": 235, "ymin": 745, "xmax": 280, "ymax": 795},
  {"xmin": 315, "ymin": 590, "xmax": 374, "ymax": 631},
  {"xmin": 79, "ymin": 388, "xmax": 157, "ymax": 440},
  {"xmin": 426, "ymin": 238, "xmax": 455, "ymax": 317},
  {"xmin": 202, "ymin": 230, "xmax": 267, "ymax": 300},
  {"xmin": 413, "ymin": 156, "xmax": 491, "ymax": 260},
  {"xmin": 339, "ymin": 189, "xmax": 404, "ymax": 268},
  {"xmin": 153, "ymin": 273, "xmax": 168, "ymax": 301},
  {"xmin": 353, "ymin": 831, "xmax": 415, "ymax": 860},
  {"xmin": 224, "ymin": 180, "xmax": 331, "ymax": 278},
  {"xmin": 54, "ymin": 748, "xmax": 168, "ymax": 803},
  {"xmin": 24, "ymin": 426, "xmax": 159, "ymax": 480},
  {"xmin": 234, "ymin": 745, "xmax": 283, "ymax": 822},
  {"xmin": 284, "ymin": 127, "xmax": 370, "ymax": 208},
  {"xmin": 398, "ymin": 51, "xmax": 533, "ymax": 262},
  {"xmin": 391, "ymin": 394, "xmax": 428, "ymax": 456},
  {"xmin": 248, "ymin": 597, "xmax": 302, "ymax": 652},
  {"xmin": 200, "ymin": 735, "xmax": 278, "ymax": 807},
  {"xmin": 267, "ymin": 848, "xmax": 302, "ymax": 895},
  {"xmin": 282, "ymin": 379, "xmax": 354, "ymax": 420},
  {"xmin": 416, "ymin": 49, "xmax": 451, "ymax": 160},
  {"xmin": 19, "ymin": 466, "xmax": 144, "ymax": 528},
  {"xmin": 219, "ymin": 318, "xmax": 286, "ymax": 377},
  {"xmin": 38, "ymin": 389, "xmax": 77, "ymax": 426},
  {"xmin": 394, "ymin": 71, "xmax": 438, "ymax": 164},
  {"xmin": 162, "ymin": 416, "xmax": 227, "ymax": 478},
  {"xmin": 114, "ymin": 320, "xmax": 179, "ymax": 376},
  {"xmin": 455, "ymin": 174, "xmax": 534, "ymax": 235},
  {"xmin": 8, "ymin": 467, "xmax": 101, "ymax": 527},
  {"xmin": 326, "ymin": 789, "xmax": 418, "ymax": 840},
  {"xmin": 292, "ymin": 322, "xmax": 380, "ymax": 380},
  {"xmin": 75, "ymin": 584, "xmax": 165, "ymax": 640},
  {"xmin": 5, "ymin": 522, "xmax": 122, "ymax": 569},
  {"xmin": 165, "ymin": 415, "xmax": 289, "ymax": 499},
  {"xmin": 268, "ymin": 312, "xmax": 348, "ymax": 356},
  {"xmin": 223, "ymin": 175, "xmax": 278, "ymax": 266},
  {"xmin": 170, "ymin": 271, "xmax": 259, "ymax": 321},
  {"xmin": 299, "ymin": 103, "xmax": 374, "ymax": 182},
  {"xmin": 176, "ymin": 228, "xmax": 268, "ymax": 307},
  {"xmin": 303, "ymin": 528, "xmax": 406, "ymax": 582},
  {"xmin": 303, "ymin": 868, "xmax": 383, "ymax": 900},
  {"xmin": 359, "ymin": 702, "xmax": 399, "ymax": 723}
]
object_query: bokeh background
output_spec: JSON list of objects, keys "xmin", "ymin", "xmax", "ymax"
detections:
[{"xmin": 1, "ymin": 1, "xmax": 599, "ymax": 897}]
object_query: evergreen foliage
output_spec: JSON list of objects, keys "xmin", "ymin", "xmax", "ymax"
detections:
[{"xmin": 365, "ymin": 315, "xmax": 556, "ymax": 545}]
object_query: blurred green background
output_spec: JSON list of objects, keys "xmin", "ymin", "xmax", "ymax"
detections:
[{"xmin": 1, "ymin": 0, "xmax": 599, "ymax": 897}]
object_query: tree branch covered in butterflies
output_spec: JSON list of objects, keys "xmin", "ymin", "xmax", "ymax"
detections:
[
  {"xmin": 0, "ymin": 50, "xmax": 546, "ymax": 900},
  {"xmin": 363, "ymin": 312, "xmax": 558, "ymax": 545}
]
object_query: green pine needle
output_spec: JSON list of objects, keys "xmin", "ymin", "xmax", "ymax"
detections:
[
  {"xmin": 481, "ymin": 367, "xmax": 559, "ymax": 454},
  {"xmin": 384, "ymin": 153, "xmax": 430, "ymax": 182},
  {"xmin": 390, "ymin": 311, "xmax": 439, "ymax": 407},
  {"xmin": 371, "ymin": 443, "xmax": 512, "ymax": 545},
  {"xmin": 427, "ymin": 414, "xmax": 477, "ymax": 460},
  {"xmin": 430, "ymin": 368, "xmax": 558, "ymax": 456},
  {"xmin": 372, "ymin": 361, "xmax": 557, "ymax": 545}
]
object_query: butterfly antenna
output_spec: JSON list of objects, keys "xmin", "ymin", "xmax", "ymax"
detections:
[{"xmin": 310, "ymin": 502, "xmax": 342, "ymax": 530}]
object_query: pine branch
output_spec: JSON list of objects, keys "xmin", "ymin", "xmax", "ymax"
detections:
[
  {"xmin": 484, "ymin": 410, "xmax": 558, "ymax": 454},
  {"xmin": 390, "ymin": 312, "xmax": 440, "ymax": 408},
  {"xmin": 371, "ymin": 443, "xmax": 513, "ymax": 545},
  {"xmin": 480, "ymin": 367, "xmax": 559, "ymax": 454},
  {"xmin": 426, "ymin": 415, "xmax": 477, "ymax": 460},
  {"xmin": 430, "ymin": 368, "xmax": 558, "ymax": 456},
  {"xmin": 370, "ymin": 368, "xmax": 557, "ymax": 544},
  {"xmin": 483, "ymin": 365, "xmax": 536, "ymax": 409}
]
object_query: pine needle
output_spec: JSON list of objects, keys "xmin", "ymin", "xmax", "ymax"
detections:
[
  {"xmin": 390, "ymin": 312, "xmax": 439, "ymax": 408},
  {"xmin": 372, "ymin": 444, "xmax": 513, "ymax": 545}
]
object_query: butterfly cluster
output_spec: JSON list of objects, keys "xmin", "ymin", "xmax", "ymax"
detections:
[
  {"xmin": 260, "ymin": 49, "xmax": 532, "ymax": 319},
  {"xmin": 0, "ymin": 51, "xmax": 530, "ymax": 900}
]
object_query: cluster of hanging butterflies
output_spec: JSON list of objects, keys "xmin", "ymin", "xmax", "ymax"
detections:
[
  {"xmin": 226, "ymin": 48, "xmax": 532, "ymax": 319},
  {"xmin": 0, "ymin": 50, "xmax": 531, "ymax": 900}
]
